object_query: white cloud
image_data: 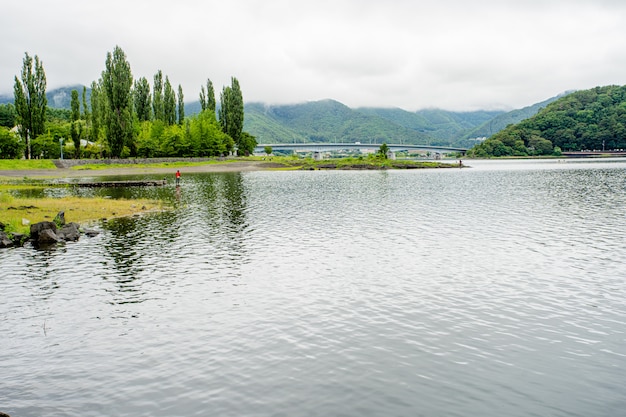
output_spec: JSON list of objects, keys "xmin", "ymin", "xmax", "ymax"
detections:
[{"xmin": 2, "ymin": 0, "xmax": 626, "ymax": 111}]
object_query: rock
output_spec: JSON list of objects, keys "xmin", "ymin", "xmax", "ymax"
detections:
[
  {"xmin": 0, "ymin": 231, "xmax": 13, "ymax": 248},
  {"xmin": 37, "ymin": 228, "xmax": 61, "ymax": 244},
  {"xmin": 0, "ymin": 411, "xmax": 12, "ymax": 417},
  {"xmin": 22, "ymin": 218, "xmax": 30, "ymax": 226},
  {"xmin": 54, "ymin": 210, "xmax": 66, "ymax": 226},
  {"xmin": 0, "ymin": 221, "xmax": 5, "ymax": 231},
  {"xmin": 30, "ymin": 221, "xmax": 57, "ymax": 241},
  {"xmin": 11, "ymin": 233, "xmax": 26, "ymax": 247},
  {"xmin": 83, "ymin": 229, "xmax": 100, "ymax": 237},
  {"xmin": 58, "ymin": 222, "xmax": 81, "ymax": 242}
]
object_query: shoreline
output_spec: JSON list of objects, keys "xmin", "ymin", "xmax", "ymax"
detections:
[{"xmin": 0, "ymin": 160, "xmax": 281, "ymax": 179}]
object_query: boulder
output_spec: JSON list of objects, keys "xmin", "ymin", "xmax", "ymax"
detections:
[
  {"xmin": 59, "ymin": 222, "xmax": 81, "ymax": 242},
  {"xmin": 30, "ymin": 221, "xmax": 57, "ymax": 240},
  {"xmin": 83, "ymin": 229, "xmax": 101, "ymax": 237},
  {"xmin": 0, "ymin": 231, "xmax": 13, "ymax": 248},
  {"xmin": 11, "ymin": 233, "xmax": 26, "ymax": 247},
  {"xmin": 54, "ymin": 210, "xmax": 66, "ymax": 226},
  {"xmin": 37, "ymin": 228, "xmax": 61, "ymax": 244}
]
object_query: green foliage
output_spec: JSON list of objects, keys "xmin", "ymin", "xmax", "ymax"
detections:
[
  {"xmin": 163, "ymin": 76, "xmax": 176, "ymax": 126},
  {"xmin": 468, "ymin": 85, "xmax": 626, "ymax": 157},
  {"xmin": 220, "ymin": 77, "xmax": 245, "ymax": 150},
  {"xmin": 264, "ymin": 146, "xmax": 272, "ymax": 155},
  {"xmin": 14, "ymin": 52, "xmax": 47, "ymax": 159},
  {"xmin": 0, "ymin": 126, "xmax": 23, "ymax": 159},
  {"xmin": 378, "ymin": 142, "xmax": 389, "ymax": 158},
  {"xmin": 134, "ymin": 110, "xmax": 232, "ymax": 157},
  {"xmin": 177, "ymin": 84, "xmax": 185, "ymax": 125},
  {"xmin": 133, "ymin": 76, "xmax": 152, "ymax": 122},
  {"xmin": 153, "ymin": 70, "xmax": 164, "ymax": 122},
  {"xmin": 244, "ymin": 100, "xmax": 433, "ymax": 145},
  {"xmin": 102, "ymin": 45, "xmax": 133, "ymax": 158},
  {"xmin": 31, "ymin": 132, "xmax": 63, "ymax": 159},
  {"xmin": 238, "ymin": 132, "xmax": 257, "ymax": 156},
  {"xmin": 0, "ymin": 103, "xmax": 16, "ymax": 128},
  {"xmin": 70, "ymin": 89, "xmax": 82, "ymax": 157},
  {"xmin": 191, "ymin": 110, "xmax": 234, "ymax": 156}
]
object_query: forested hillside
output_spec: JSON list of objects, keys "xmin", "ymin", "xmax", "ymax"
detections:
[
  {"xmin": 357, "ymin": 107, "xmax": 503, "ymax": 147},
  {"xmin": 244, "ymin": 100, "xmax": 433, "ymax": 145},
  {"xmin": 2, "ymin": 85, "xmax": 575, "ymax": 150},
  {"xmin": 468, "ymin": 85, "xmax": 626, "ymax": 157},
  {"xmin": 461, "ymin": 93, "xmax": 569, "ymax": 140}
]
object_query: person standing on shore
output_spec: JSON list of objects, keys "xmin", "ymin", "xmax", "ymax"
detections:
[{"xmin": 175, "ymin": 170, "xmax": 181, "ymax": 186}]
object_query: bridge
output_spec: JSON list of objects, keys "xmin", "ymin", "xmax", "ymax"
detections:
[{"xmin": 255, "ymin": 143, "xmax": 467, "ymax": 155}]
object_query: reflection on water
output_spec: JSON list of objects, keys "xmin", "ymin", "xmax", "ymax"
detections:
[{"xmin": 2, "ymin": 160, "xmax": 626, "ymax": 417}]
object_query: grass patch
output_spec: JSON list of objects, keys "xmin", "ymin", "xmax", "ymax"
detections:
[
  {"xmin": 72, "ymin": 159, "xmax": 235, "ymax": 170},
  {"xmin": 0, "ymin": 160, "xmax": 57, "ymax": 170},
  {"xmin": 1, "ymin": 191, "xmax": 165, "ymax": 236},
  {"xmin": 269, "ymin": 156, "xmax": 460, "ymax": 170}
]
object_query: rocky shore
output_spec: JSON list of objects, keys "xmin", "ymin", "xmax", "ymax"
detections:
[{"xmin": 0, "ymin": 210, "xmax": 99, "ymax": 249}]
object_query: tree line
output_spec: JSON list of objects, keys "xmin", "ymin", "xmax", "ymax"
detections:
[
  {"xmin": 0, "ymin": 46, "xmax": 256, "ymax": 159},
  {"xmin": 468, "ymin": 85, "xmax": 626, "ymax": 157}
]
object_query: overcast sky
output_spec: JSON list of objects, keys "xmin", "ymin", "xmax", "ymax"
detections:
[{"xmin": 2, "ymin": 0, "xmax": 626, "ymax": 111}]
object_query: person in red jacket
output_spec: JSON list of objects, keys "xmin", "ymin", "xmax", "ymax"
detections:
[{"xmin": 175, "ymin": 170, "xmax": 181, "ymax": 185}]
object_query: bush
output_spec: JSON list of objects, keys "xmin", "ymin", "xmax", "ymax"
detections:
[{"xmin": 0, "ymin": 127, "xmax": 24, "ymax": 159}]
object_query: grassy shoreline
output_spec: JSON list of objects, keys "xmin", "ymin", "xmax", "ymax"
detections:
[{"xmin": 1, "ymin": 157, "xmax": 459, "ymax": 238}]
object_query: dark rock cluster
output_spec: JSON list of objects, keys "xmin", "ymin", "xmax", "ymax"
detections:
[{"xmin": 0, "ymin": 211, "xmax": 100, "ymax": 249}]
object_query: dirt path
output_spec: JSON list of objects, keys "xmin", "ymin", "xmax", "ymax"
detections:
[{"xmin": 0, "ymin": 161, "xmax": 284, "ymax": 179}]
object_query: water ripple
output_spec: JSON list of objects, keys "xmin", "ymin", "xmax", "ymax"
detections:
[{"xmin": 2, "ymin": 162, "xmax": 626, "ymax": 416}]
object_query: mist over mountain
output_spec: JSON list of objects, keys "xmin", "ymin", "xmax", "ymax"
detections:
[{"xmin": 0, "ymin": 85, "xmax": 571, "ymax": 147}]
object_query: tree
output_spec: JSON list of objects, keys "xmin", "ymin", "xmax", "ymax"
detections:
[
  {"xmin": 70, "ymin": 89, "xmax": 81, "ymax": 158},
  {"xmin": 0, "ymin": 104, "xmax": 16, "ymax": 128},
  {"xmin": 378, "ymin": 142, "xmax": 389, "ymax": 158},
  {"xmin": 82, "ymin": 86, "xmax": 90, "ymax": 141},
  {"xmin": 206, "ymin": 79, "xmax": 216, "ymax": 113},
  {"xmin": 90, "ymin": 81, "xmax": 102, "ymax": 145},
  {"xmin": 13, "ymin": 52, "xmax": 47, "ymax": 159},
  {"xmin": 177, "ymin": 84, "xmax": 185, "ymax": 125},
  {"xmin": 199, "ymin": 79, "xmax": 216, "ymax": 113},
  {"xmin": 101, "ymin": 45, "xmax": 133, "ymax": 158},
  {"xmin": 264, "ymin": 146, "xmax": 272, "ymax": 155},
  {"xmin": 134, "ymin": 76, "xmax": 152, "ymax": 122},
  {"xmin": 0, "ymin": 127, "xmax": 23, "ymax": 159},
  {"xmin": 219, "ymin": 77, "xmax": 245, "ymax": 152},
  {"xmin": 153, "ymin": 70, "xmax": 164, "ymax": 122},
  {"xmin": 163, "ymin": 76, "xmax": 176, "ymax": 126}
]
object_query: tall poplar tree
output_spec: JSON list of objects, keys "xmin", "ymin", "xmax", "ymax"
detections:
[
  {"xmin": 163, "ymin": 76, "xmax": 176, "ymax": 126},
  {"xmin": 153, "ymin": 70, "xmax": 164, "ymax": 122},
  {"xmin": 13, "ymin": 52, "xmax": 47, "ymax": 159},
  {"xmin": 70, "ymin": 89, "xmax": 81, "ymax": 157},
  {"xmin": 90, "ymin": 81, "xmax": 102, "ymax": 144},
  {"xmin": 177, "ymin": 84, "xmax": 185, "ymax": 125},
  {"xmin": 199, "ymin": 79, "xmax": 216, "ymax": 113},
  {"xmin": 206, "ymin": 79, "xmax": 216, "ymax": 113},
  {"xmin": 101, "ymin": 45, "xmax": 133, "ymax": 158},
  {"xmin": 82, "ymin": 86, "xmax": 90, "ymax": 140},
  {"xmin": 134, "ymin": 76, "xmax": 152, "ymax": 122},
  {"xmin": 219, "ymin": 77, "xmax": 244, "ymax": 149}
]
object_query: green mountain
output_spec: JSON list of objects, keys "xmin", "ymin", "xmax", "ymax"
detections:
[
  {"xmin": 1, "ymin": 85, "xmax": 573, "ymax": 149},
  {"xmin": 468, "ymin": 85, "xmax": 626, "ymax": 157},
  {"xmin": 244, "ymin": 100, "xmax": 434, "ymax": 145},
  {"xmin": 0, "ymin": 84, "xmax": 90, "ymax": 108},
  {"xmin": 461, "ymin": 92, "xmax": 571, "ymax": 141},
  {"xmin": 356, "ymin": 107, "xmax": 503, "ymax": 147}
]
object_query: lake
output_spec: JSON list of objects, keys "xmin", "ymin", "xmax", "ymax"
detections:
[{"xmin": 2, "ymin": 158, "xmax": 626, "ymax": 417}]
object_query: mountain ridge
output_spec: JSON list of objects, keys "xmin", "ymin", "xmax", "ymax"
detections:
[{"xmin": 0, "ymin": 85, "xmax": 571, "ymax": 147}]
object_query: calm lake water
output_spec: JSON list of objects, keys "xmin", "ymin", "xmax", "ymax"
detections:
[{"xmin": 2, "ymin": 159, "xmax": 626, "ymax": 417}]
